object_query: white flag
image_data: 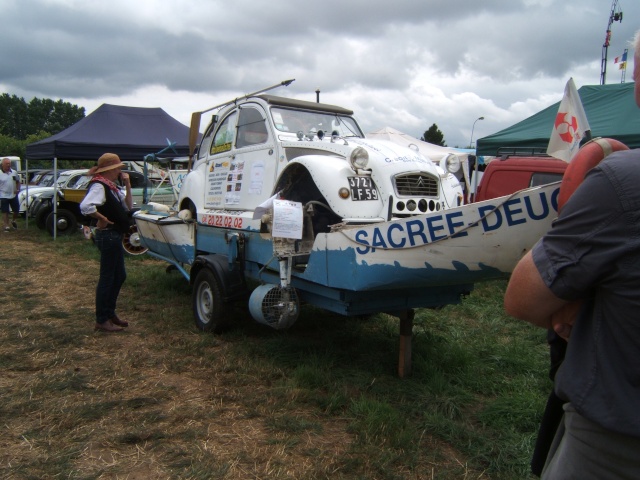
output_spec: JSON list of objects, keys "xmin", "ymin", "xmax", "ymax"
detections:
[{"xmin": 547, "ymin": 78, "xmax": 590, "ymax": 162}]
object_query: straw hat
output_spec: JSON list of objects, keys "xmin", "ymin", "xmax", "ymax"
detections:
[{"xmin": 89, "ymin": 153, "xmax": 125, "ymax": 175}]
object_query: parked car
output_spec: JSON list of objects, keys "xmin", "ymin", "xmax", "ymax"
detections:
[
  {"xmin": 29, "ymin": 170, "xmax": 175, "ymax": 236},
  {"xmin": 72, "ymin": 170, "xmax": 176, "ymax": 207},
  {"xmin": 20, "ymin": 169, "xmax": 88, "ymax": 214},
  {"xmin": 27, "ymin": 169, "xmax": 54, "ymax": 186},
  {"xmin": 17, "ymin": 170, "xmax": 59, "ymax": 213},
  {"xmin": 474, "ymin": 148, "xmax": 567, "ymax": 202},
  {"xmin": 18, "ymin": 168, "xmax": 87, "ymax": 213}
]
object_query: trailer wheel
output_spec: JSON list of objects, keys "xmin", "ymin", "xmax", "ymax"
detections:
[{"xmin": 192, "ymin": 268, "xmax": 229, "ymax": 333}]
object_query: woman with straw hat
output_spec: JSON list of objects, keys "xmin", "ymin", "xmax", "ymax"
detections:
[{"xmin": 80, "ymin": 153, "xmax": 133, "ymax": 333}]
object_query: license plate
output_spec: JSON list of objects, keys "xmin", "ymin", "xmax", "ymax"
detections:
[{"xmin": 348, "ymin": 176, "xmax": 378, "ymax": 201}]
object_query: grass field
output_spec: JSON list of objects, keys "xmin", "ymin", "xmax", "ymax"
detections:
[{"xmin": 0, "ymin": 221, "xmax": 552, "ymax": 479}]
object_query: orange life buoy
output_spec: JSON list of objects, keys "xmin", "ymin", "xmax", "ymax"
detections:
[{"xmin": 557, "ymin": 137, "xmax": 629, "ymax": 212}]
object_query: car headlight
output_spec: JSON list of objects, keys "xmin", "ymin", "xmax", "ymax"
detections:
[
  {"xmin": 443, "ymin": 153, "xmax": 461, "ymax": 174},
  {"xmin": 349, "ymin": 147, "xmax": 369, "ymax": 171}
]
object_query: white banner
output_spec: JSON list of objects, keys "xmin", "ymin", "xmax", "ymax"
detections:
[{"xmin": 547, "ymin": 78, "xmax": 590, "ymax": 162}]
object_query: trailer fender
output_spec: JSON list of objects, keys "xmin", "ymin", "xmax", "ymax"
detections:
[{"xmin": 190, "ymin": 254, "xmax": 247, "ymax": 302}]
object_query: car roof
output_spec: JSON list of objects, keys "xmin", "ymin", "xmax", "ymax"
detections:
[
  {"xmin": 258, "ymin": 94, "xmax": 355, "ymax": 115},
  {"xmin": 58, "ymin": 169, "xmax": 89, "ymax": 175}
]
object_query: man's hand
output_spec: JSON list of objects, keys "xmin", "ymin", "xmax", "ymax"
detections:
[
  {"xmin": 93, "ymin": 211, "xmax": 113, "ymax": 229},
  {"xmin": 551, "ymin": 300, "xmax": 581, "ymax": 341}
]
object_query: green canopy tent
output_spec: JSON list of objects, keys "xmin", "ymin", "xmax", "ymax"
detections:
[{"xmin": 476, "ymin": 82, "xmax": 640, "ymax": 156}]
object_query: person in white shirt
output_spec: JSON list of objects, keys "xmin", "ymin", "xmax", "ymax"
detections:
[
  {"xmin": 0, "ymin": 157, "xmax": 21, "ymax": 231},
  {"xmin": 80, "ymin": 153, "xmax": 133, "ymax": 332}
]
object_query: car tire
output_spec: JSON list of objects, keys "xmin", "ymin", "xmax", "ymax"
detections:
[
  {"xmin": 35, "ymin": 204, "xmax": 52, "ymax": 230},
  {"xmin": 46, "ymin": 208, "xmax": 78, "ymax": 236}
]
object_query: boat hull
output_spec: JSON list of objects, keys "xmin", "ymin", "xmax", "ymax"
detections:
[
  {"xmin": 134, "ymin": 214, "xmax": 196, "ymax": 265},
  {"xmin": 134, "ymin": 183, "xmax": 559, "ymax": 310}
]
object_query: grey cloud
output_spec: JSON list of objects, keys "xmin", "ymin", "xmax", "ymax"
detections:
[{"xmin": 1, "ymin": 0, "xmax": 638, "ymax": 147}]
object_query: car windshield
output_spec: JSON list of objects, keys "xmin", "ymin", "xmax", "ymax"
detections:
[
  {"xmin": 65, "ymin": 174, "xmax": 85, "ymax": 188},
  {"xmin": 55, "ymin": 173, "xmax": 73, "ymax": 186},
  {"xmin": 270, "ymin": 107, "xmax": 363, "ymax": 138},
  {"xmin": 75, "ymin": 175, "xmax": 93, "ymax": 189},
  {"xmin": 38, "ymin": 173, "xmax": 56, "ymax": 187},
  {"xmin": 74, "ymin": 172, "xmax": 141, "ymax": 190}
]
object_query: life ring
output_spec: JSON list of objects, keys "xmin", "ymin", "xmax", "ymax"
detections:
[{"xmin": 557, "ymin": 137, "xmax": 629, "ymax": 212}]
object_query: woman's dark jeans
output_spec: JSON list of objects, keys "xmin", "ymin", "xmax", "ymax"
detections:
[{"xmin": 93, "ymin": 229, "xmax": 126, "ymax": 324}]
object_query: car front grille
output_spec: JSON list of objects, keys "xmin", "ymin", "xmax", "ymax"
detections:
[{"xmin": 394, "ymin": 173, "xmax": 439, "ymax": 197}]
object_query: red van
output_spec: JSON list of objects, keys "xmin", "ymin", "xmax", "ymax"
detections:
[{"xmin": 474, "ymin": 152, "xmax": 567, "ymax": 202}]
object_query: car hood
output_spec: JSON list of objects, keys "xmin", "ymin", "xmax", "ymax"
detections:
[
  {"xmin": 280, "ymin": 137, "xmax": 441, "ymax": 176},
  {"xmin": 18, "ymin": 186, "xmax": 57, "ymax": 199}
]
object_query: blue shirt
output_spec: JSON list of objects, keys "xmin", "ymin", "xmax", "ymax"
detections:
[{"xmin": 532, "ymin": 149, "xmax": 640, "ymax": 438}]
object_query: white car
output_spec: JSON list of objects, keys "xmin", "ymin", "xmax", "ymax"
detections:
[
  {"xmin": 181, "ymin": 96, "xmax": 464, "ymax": 223},
  {"xmin": 135, "ymin": 90, "xmax": 467, "ymax": 332},
  {"xmin": 19, "ymin": 169, "xmax": 88, "ymax": 213}
]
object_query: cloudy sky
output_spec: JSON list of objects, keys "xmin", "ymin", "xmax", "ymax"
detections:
[{"xmin": 1, "ymin": 0, "xmax": 638, "ymax": 148}]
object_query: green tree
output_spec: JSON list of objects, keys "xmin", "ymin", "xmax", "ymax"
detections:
[
  {"xmin": 421, "ymin": 123, "xmax": 446, "ymax": 146},
  {"xmin": 0, "ymin": 94, "xmax": 29, "ymax": 139},
  {"xmin": 27, "ymin": 98, "xmax": 85, "ymax": 137},
  {"xmin": 0, "ymin": 93, "xmax": 84, "ymax": 140},
  {"xmin": 0, "ymin": 134, "xmax": 24, "ymax": 157},
  {"xmin": 0, "ymin": 131, "xmax": 52, "ymax": 164}
]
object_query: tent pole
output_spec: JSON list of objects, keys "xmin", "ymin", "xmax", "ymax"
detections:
[
  {"xmin": 25, "ymin": 159, "xmax": 29, "ymax": 229},
  {"xmin": 473, "ymin": 158, "xmax": 479, "ymax": 202},
  {"xmin": 53, "ymin": 157, "xmax": 57, "ymax": 241}
]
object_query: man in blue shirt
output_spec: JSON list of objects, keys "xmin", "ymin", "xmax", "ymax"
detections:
[{"xmin": 504, "ymin": 31, "xmax": 640, "ymax": 479}]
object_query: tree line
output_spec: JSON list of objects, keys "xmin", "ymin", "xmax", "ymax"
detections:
[{"xmin": 0, "ymin": 93, "xmax": 85, "ymax": 161}]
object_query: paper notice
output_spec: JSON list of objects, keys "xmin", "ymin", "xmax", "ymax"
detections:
[{"xmin": 271, "ymin": 199, "xmax": 303, "ymax": 239}]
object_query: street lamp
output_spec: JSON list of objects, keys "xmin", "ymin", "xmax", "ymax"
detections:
[
  {"xmin": 470, "ymin": 116, "xmax": 485, "ymax": 202},
  {"xmin": 469, "ymin": 116, "xmax": 485, "ymax": 149}
]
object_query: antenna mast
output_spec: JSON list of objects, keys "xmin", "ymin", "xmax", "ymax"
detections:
[{"xmin": 600, "ymin": 0, "xmax": 623, "ymax": 85}]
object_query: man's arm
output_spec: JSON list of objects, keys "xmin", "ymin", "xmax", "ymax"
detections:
[{"xmin": 504, "ymin": 250, "xmax": 569, "ymax": 329}]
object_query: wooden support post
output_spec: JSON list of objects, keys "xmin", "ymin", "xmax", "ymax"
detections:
[{"xmin": 398, "ymin": 309, "xmax": 415, "ymax": 378}]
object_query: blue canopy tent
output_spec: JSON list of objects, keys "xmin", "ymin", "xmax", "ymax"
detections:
[
  {"xmin": 25, "ymin": 104, "xmax": 194, "ymax": 238},
  {"xmin": 26, "ymin": 103, "xmax": 192, "ymax": 160}
]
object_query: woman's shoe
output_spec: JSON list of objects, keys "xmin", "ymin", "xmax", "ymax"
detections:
[
  {"xmin": 94, "ymin": 320, "xmax": 124, "ymax": 332},
  {"xmin": 110, "ymin": 315, "xmax": 129, "ymax": 327}
]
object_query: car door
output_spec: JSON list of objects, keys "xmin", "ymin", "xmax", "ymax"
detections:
[
  {"xmin": 203, "ymin": 104, "xmax": 279, "ymax": 211},
  {"xmin": 204, "ymin": 111, "xmax": 237, "ymax": 209},
  {"xmin": 228, "ymin": 104, "xmax": 278, "ymax": 210}
]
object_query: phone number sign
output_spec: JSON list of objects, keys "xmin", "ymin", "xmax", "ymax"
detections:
[{"xmin": 200, "ymin": 213, "xmax": 244, "ymax": 229}]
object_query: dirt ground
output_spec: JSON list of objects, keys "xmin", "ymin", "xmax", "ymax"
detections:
[
  {"xmin": 0, "ymin": 223, "xmax": 491, "ymax": 480},
  {"xmin": 0, "ymin": 226, "xmax": 363, "ymax": 479}
]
